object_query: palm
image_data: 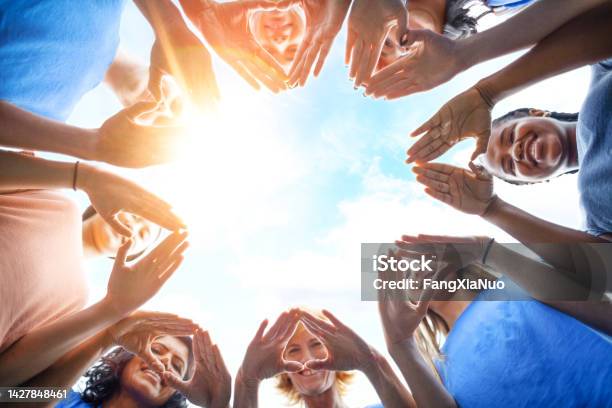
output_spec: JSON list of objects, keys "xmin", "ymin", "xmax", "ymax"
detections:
[
  {"xmin": 379, "ymin": 300, "xmax": 425, "ymax": 347},
  {"xmin": 447, "ymin": 168, "xmax": 494, "ymax": 215},
  {"xmin": 409, "ymin": 88, "xmax": 492, "ymax": 163}
]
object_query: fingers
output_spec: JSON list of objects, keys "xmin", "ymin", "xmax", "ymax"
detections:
[
  {"xmin": 348, "ymin": 39, "xmax": 364, "ymax": 81},
  {"xmin": 354, "ymin": 32, "xmax": 387, "ymax": 88},
  {"xmin": 157, "ymin": 255, "xmax": 185, "ymax": 283},
  {"xmin": 114, "ymin": 239, "xmax": 133, "ymax": 266},
  {"xmin": 412, "ymin": 166, "xmax": 450, "ymax": 182},
  {"xmin": 283, "ymin": 360, "xmax": 304, "ymax": 373},
  {"xmin": 471, "ymin": 137, "xmax": 489, "ymax": 162},
  {"xmin": 254, "ymin": 319, "xmax": 269, "ymax": 341},
  {"xmin": 124, "ymin": 100, "xmax": 162, "ymax": 121},
  {"xmin": 395, "ymin": 5, "xmax": 410, "ymax": 47},
  {"xmin": 228, "ymin": 60, "xmax": 261, "ymax": 90},
  {"xmin": 142, "ymin": 231, "xmax": 188, "ymax": 265},
  {"xmin": 313, "ymin": 40, "xmax": 333, "ymax": 77},
  {"xmin": 345, "ymin": 29, "xmax": 357, "ymax": 66},
  {"xmin": 406, "ymin": 128, "xmax": 443, "ymax": 162},
  {"xmin": 103, "ymin": 213, "xmax": 133, "ymax": 238},
  {"xmin": 424, "ymin": 187, "xmax": 453, "ymax": 205},
  {"xmin": 416, "ymin": 162, "xmax": 458, "ymax": 175},
  {"xmin": 304, "ymin": 358, "xmax": 330, "ymax": 371},
  {"xmin": 468, "ymin": 161, "xmax": 492, "ymax": 181},
  {"xmin": 143, "ymin": 346, "xmax": 166, "ymax": 373},
  {"xmin": 163, "ymin": 371, "xmax": 189, "ymax": 392},
  {"xmin": 412, "ymin": 112, "xmax": 441, "ymax": 137}
]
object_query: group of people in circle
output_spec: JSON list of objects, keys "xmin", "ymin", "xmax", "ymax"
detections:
[{"xmin": 1, "ymin": 0, "xmax": 611, "ymax": 407}]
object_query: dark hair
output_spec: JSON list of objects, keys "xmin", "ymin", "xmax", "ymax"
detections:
[
  {"xmin": 444, "ymin": 0, "xmax": 491, "ymax": 39},
  {"xmin": 80, "ymin": 340, "xmax": 193, "ymax": 408},
  {"xmin": 489, "ymin": 108, "xmax": 579, "ymax": 185}
]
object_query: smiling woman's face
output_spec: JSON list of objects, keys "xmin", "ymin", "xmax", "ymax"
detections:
[
  {"xmin": 483, "ymin": 116, "xmax": 573, "ymax": 183},
  {"xmin": 251, "ymin": 9, "xmax": 305, "ymax": 69},
  {"xmin": 120, "ymin": 336, "xmax": 189, "ymax": 406},
  {"xmin": 284, "ymin": 324, "xmax": 335, "ymax": 397}
]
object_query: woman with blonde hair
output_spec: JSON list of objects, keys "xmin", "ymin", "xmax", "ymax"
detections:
[{"xmin": 233, "ymin": 308, "xmax": 414, "ymax": 407}]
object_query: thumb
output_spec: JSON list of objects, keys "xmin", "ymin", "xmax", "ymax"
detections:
[
  {"xmin": 163, "ymin": 371, "xmax": 190, "ymax": 393},
  {"xmin": 104, "ymin": 214, "xmax": 133, "ymax": 238},
  {"xmin": 142, "ymin": 348, "xmax": 166, "ymax": 374},
  {"xmin": 282, "ymin": 360, "xmax": 304, "ymax": 373},
  {"xmin": 304, "ymin": 359, "xmax": 330, "ymax": 371},
  {"xmin": 470, "ymin": 135, "xmax": 489, "ymax": 162},
  {"xmin": 401, "ymin": 29, "xmax": 428, "ymax": 48},
  {"xmin": 396, "ymin": 6, "xmax": 410, "ymax": 47}
]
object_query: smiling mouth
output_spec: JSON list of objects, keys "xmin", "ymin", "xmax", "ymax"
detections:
[
  {"xmin": 298, "ymin": 368, "xmax": 321, "ymax": 377},
  {"xmin": 142, "ymin": 368, "xmax": 161, "ymax": 385},
  {"xmin": 521, "ymin": 133, "xmax": 538, "ymax": 167}
]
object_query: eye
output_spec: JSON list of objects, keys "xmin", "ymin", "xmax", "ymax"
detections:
[
  {"xmin": 172, "ymin": 361, "xmax": 183, "ymax": 374},
  {"xmin": 151, "ymin": 344, "xmax": 163, "ymax": 355},
  {"xmin": 508, "ymin": 158, "xmax": 516, "ymax": 176},
  {"xmin": 311, "ymin": 341, "xmax": 323, "ymax": 348},
  {"xmin": 286, "ymin": 347, "xmax": 300, "ymax": 355}
]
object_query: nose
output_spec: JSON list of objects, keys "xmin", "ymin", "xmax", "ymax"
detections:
[{"xmin": 272, "ymin": 34, "xmax": 288, "ymax": 44}]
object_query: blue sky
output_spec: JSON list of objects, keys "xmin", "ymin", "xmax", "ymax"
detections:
[{"xmin": 64, "ymin": 2, "xmax": 591, "ymax": 405}]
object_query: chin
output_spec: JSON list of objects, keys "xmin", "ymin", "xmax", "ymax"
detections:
[{"xmin": 289, "ymin": 369, "xmax": 334, "ymax": 396}]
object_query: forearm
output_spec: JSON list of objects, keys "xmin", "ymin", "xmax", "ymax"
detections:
[
  {"xmin": 361, "ymin": 348, "xmax": 416, "ymax": 408},
  {"xmin": 457, "ymin": 0, "xmax": 607, "ymax": 69},
  {"xmin": 133, "ymin": 0, "xmax": 185, "ymax": 38},
  {"xmin": 0, "ymin": 149, "xmax": 78, "ymax": 191},
  {"xmin": 0, "ymin": 299, "xmax": 121, "ymax": 386},
  {"xmin": 485, "ymin": 241, "xmax": 591, "ymax": 300},
  {"xmin": 22, "ymin": 330, "xmax": 113, "ymax": 393},
  {"xmin": 0, "ymin": 101, "xmax": 95, "ymax": 159},
  {"xmin": 387, "ymin": 339, "xmax": 456, "ymax": 408},
  {"xmin": 482, "ymin": 197, "xmax": 608, "ymax": 277},
  {"xmin": 232, "ymin": 370, "xmax": 259, "ymax": 408},
  {"xmin": 474, "ymin": 2, "xmax": 612, "ymax": 105}
]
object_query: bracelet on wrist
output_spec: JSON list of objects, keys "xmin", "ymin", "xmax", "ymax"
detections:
[
  {"xmin": 72, "ymin": 161, "xmax": 80, "ymax": 191},
  {"xmin": 481, "ymin": 238, "xmax": 495, "ymax": 265}
]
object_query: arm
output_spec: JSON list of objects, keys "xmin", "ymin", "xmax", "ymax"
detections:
[
  {"xmin": 0, "ymin": 101, "xmax": 95, "ymax": 160},
  {"xmin": 376, "ymin": 259, "xmax": 456, "ymax": 408},
  {"xmin": 104, "ymin": 48, "xmax": 149, "ymax": 107},
  {"xmin": 0, "ymin": 150, "xmax": 184, "ymax": 236},
  {"xmin": 365, "ymin": 0, "xmax": 608, "ymax": 100},
  {"xmin": 388, "ymin": 339, "xmax": 455, "ymax": 408},
  {"xmin": 0, "ymin": 98, "xmax": 188, "ymax": 169},
  {"xmin": 233, "ymin": 369, "xmax": 260, "ymax": 408},
  {"xmin": 475, "ymin": 2, "xmax": 612, "ymax": 105},
  {"xmin": 0, "ymin": 300, "xmax": 121, "ymax": 386},
  {"xmin": 361, "ymin": 349, "xmax": 417, "ymax": 408},
  {"xmin": 457, "ymin": 0, "xmax": 608, "ymax": 69},
  {"xmin": 133, "ymin": 0, "xmax": 219, "ymax": 106},
  {"xmin": 0, "ymin": 233, "xmax": 188, "ymax": 386}
]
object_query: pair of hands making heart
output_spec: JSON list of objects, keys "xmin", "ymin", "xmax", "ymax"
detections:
[
  {"xmin": 239, "ymin": 308, "xmax": 378, "ymax": 383},
  {"xmin": 106, "ymin": 313, "xmax": 231, "ymax": 408}
]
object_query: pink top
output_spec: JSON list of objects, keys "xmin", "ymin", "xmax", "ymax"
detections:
[{"xmin": 0, "ymin": 189, "xmax": 88, "ymax": 353}]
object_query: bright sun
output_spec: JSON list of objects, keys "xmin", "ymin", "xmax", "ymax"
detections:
[{"xmin": 138, "ymin": 79, "xmax": 304, "ymax": 247}]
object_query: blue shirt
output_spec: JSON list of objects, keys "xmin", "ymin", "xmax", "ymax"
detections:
[
  {"xmin": 0, "ymin": 0, "xmax": 125, "ymax": 121},
  {"xmin": 55, "ymin": 390, "xmax": 94, "ymax": 408},
  {"xmin": 435, "ymin": 290, "xmax": 612, "ymax": 408},
  {"xmin": 577, "ymin": 58, "xmax": 612, "ymax": 236}
]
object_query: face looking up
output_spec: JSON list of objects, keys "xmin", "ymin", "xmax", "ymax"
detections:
[
  {"xmin": 120, "ymin": 336, "xmax": 190, "ymax": 406},
  {"xmin": 284, "ymin": 323, "xmax": 336, "ymax": 397},
  {"xmin": 251, "ymin": 9, "xmax": 305, "ymax": 70},
  {"xmin": 483, "ymin": 114, "xmax": 577, "ymax": 183}
]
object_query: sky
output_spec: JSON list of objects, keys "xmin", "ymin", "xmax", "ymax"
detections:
[{"xmin": 63, "ymin": 2, "xmax": 591, "ymax": 406}]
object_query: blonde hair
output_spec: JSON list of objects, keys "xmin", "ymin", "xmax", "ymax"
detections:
[
  {"xmin": 275, "ymin": 313, "xmax": 354, "ymax": 405},
  {"xmin": 414, "ymin": 264, "xmax": 497, "ymax": 378}
]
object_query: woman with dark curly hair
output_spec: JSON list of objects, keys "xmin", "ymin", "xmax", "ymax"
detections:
[
  {"xmin": 57, "ymin": 328, "xmax": 232, "ymax": 408},
  {"xmin": 61, "ymin": 337, "xmax": 193, "ymax": 408}
]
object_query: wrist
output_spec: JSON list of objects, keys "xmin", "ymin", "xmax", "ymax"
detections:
[
  {"xmin": 236, "ymin": 366, "xmax": 260, "ymax": 389},
  {"xmin": 74, "ymin": 161, "xmax": 100, "ymax": 193},
  {"xmin": 455, "ymin": 35, "xmax": 479, "ymax": 72},
  {"xmin": 99, "ymin": 295, "xmax": 130, "ymax": 321},
  {"xmin": 481, "ymin": 195, "xmax": 503, "ymax": 219},
  {"xmin": 388, "ymin": 335, "xmax": 419, "ymax": 357},
  {"xmin": 474, "ymin": 78, "xmax": 499, "ymax": 108}
]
